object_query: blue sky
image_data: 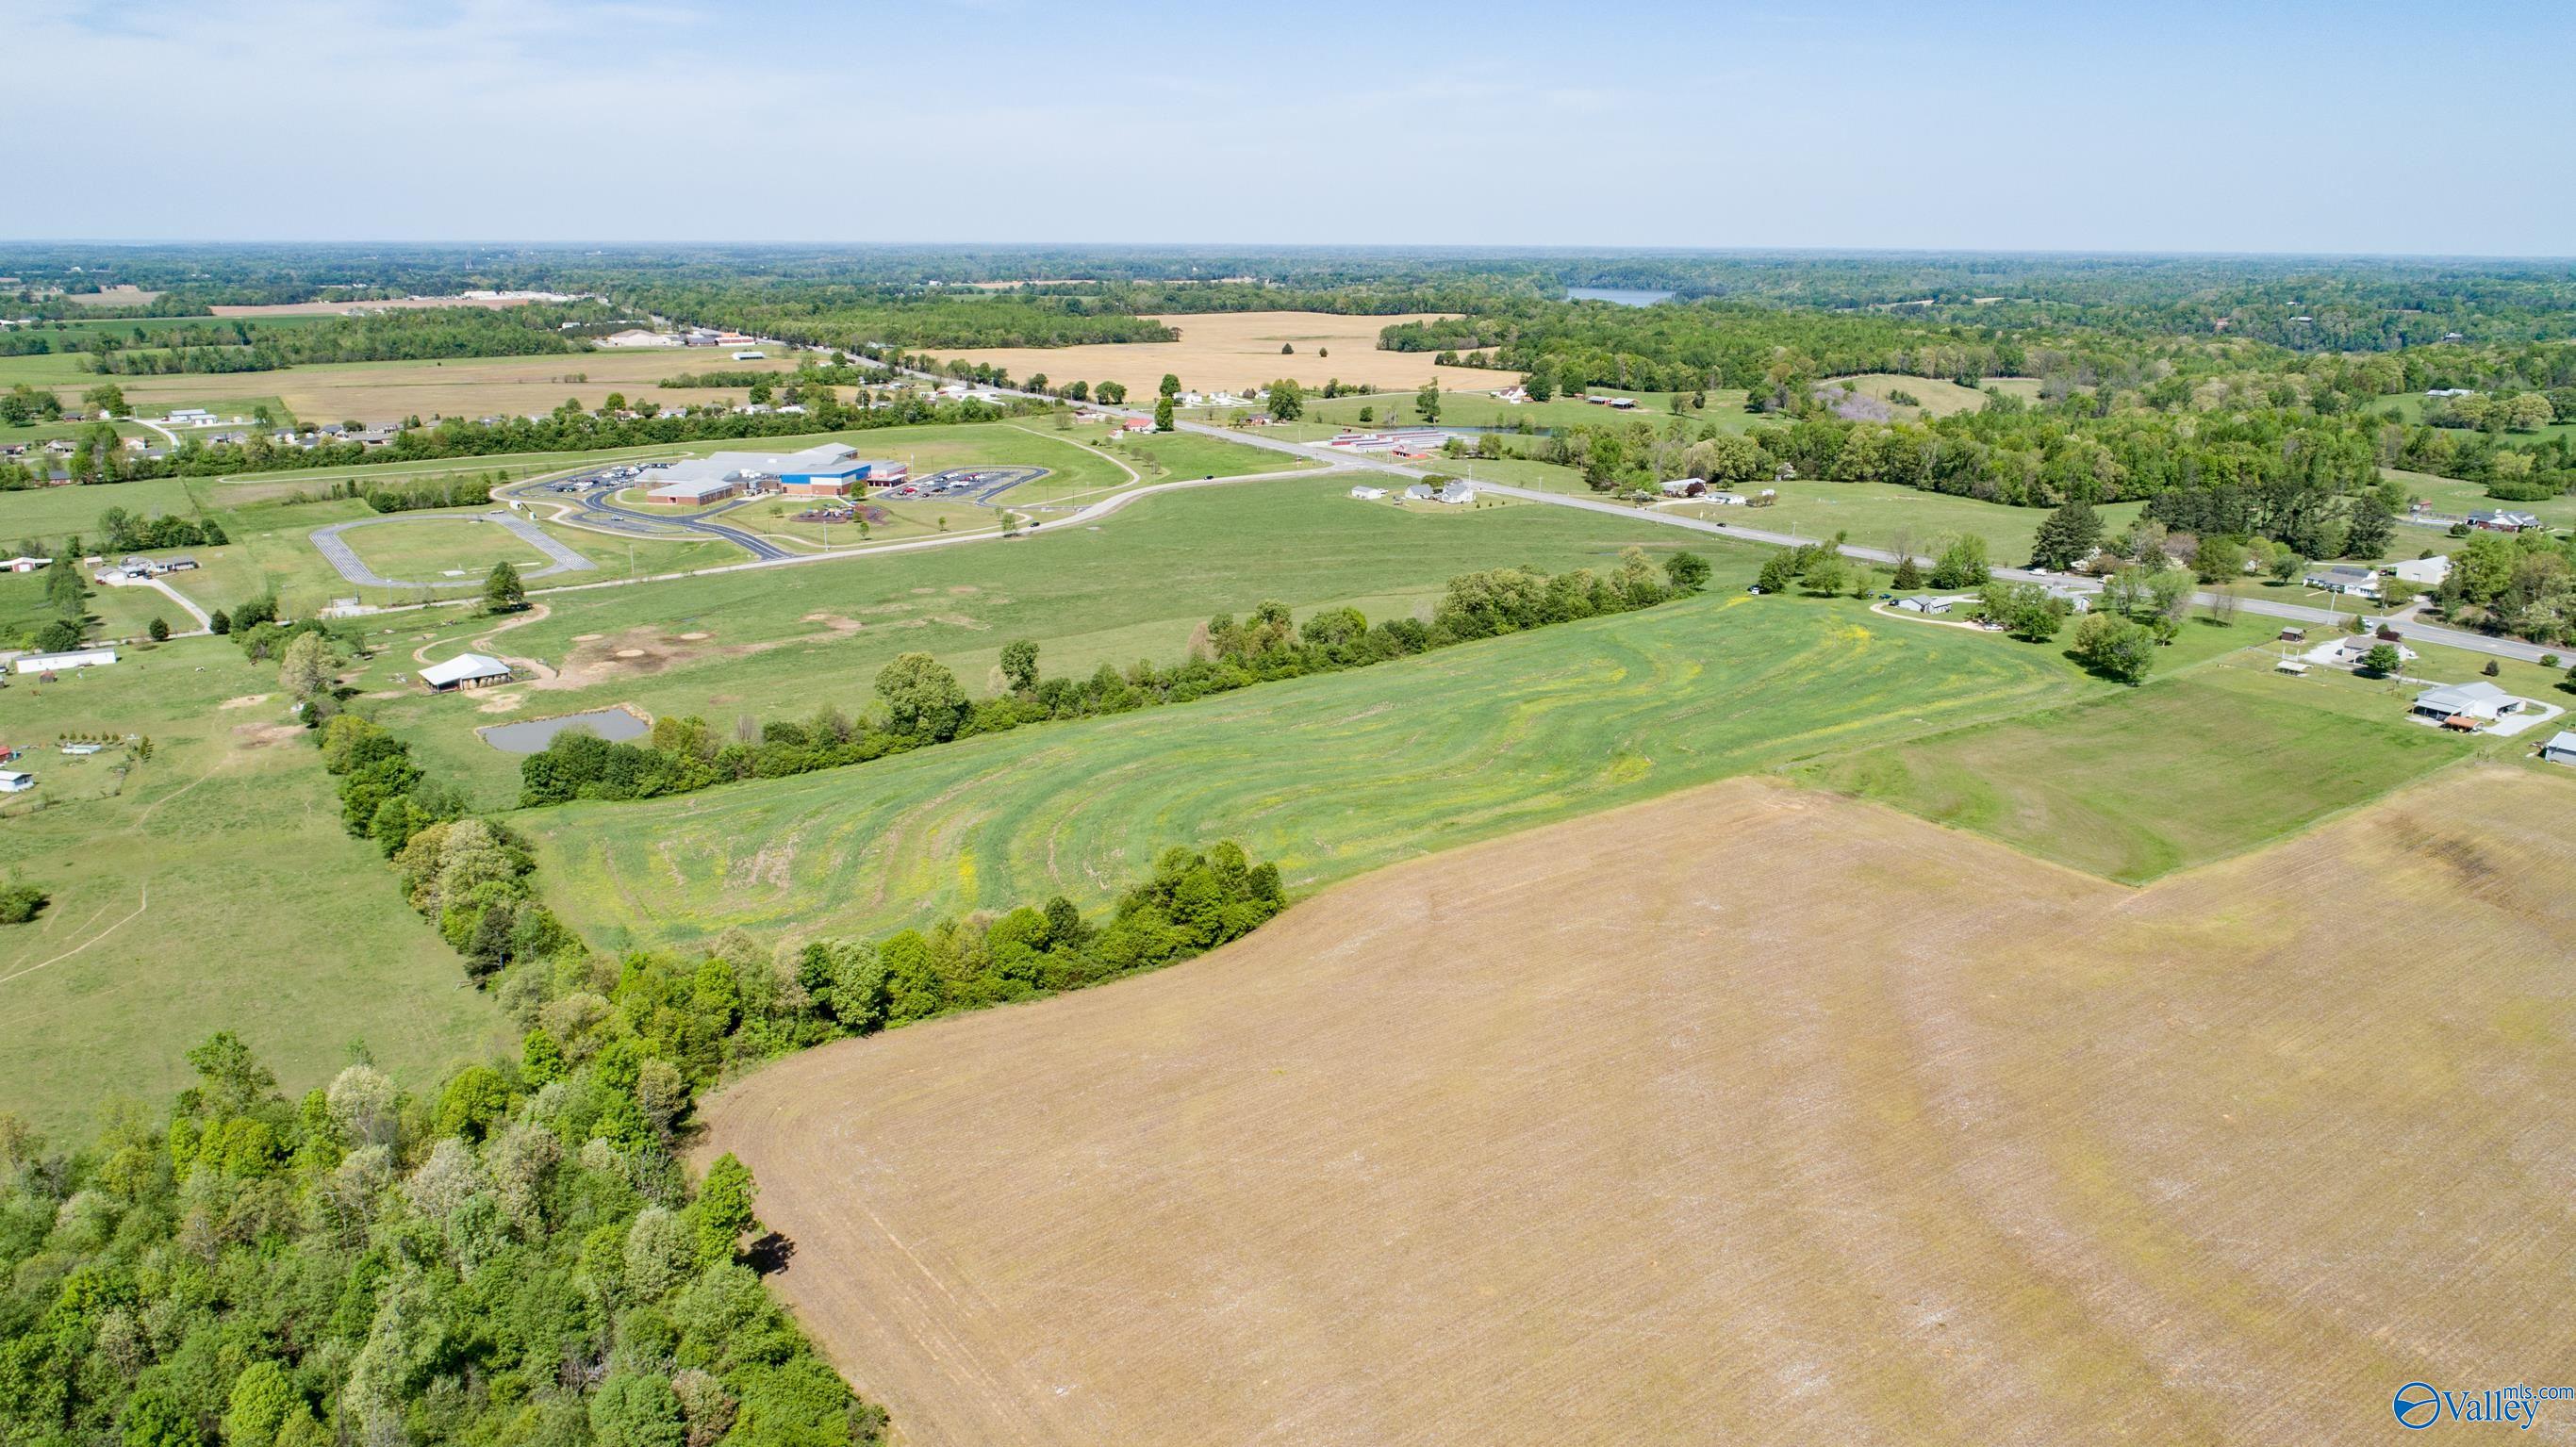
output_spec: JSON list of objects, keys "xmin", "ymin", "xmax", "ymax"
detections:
[{"xmin": 6, "ymin": 0, "xmax": 2570, "ymax": 255}]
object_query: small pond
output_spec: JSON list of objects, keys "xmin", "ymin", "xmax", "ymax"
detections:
[{"xmin": 478, "ymin": 707, "xmax": 651, "ymax": 754}]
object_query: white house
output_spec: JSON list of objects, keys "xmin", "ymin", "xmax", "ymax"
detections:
[
  {"xmin": 12, "ymin": 648, "xmax": 118, "ymax": 674},
  {"xmin": 1700, "ymin": 491, "xmax": 1749, "ymax": 506},
  {"xmin": 2327, "ymin": 633, "xmax": 2417, "ymax": 667},
  {"xmin": 2540, "ymin": 731, "xmax": 2576, "ymax": 766},
  {"xmin": 419, "ymin": 652, "xmax": 514, "ymax": 692},
  {"xmin": 0, "ymin": 770, "xmax": 31, "ymax": 794},
  {"xmin": 1348, "ymin": 485, "xmax": 1387, "ymax": 501},
  {"xmin": 2410, "ymin": 681, "xmax": 2524, "ymax": 727}
]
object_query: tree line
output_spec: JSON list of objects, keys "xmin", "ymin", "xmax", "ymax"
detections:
[
  {"xmin": 520, "ymin": 551, "xmax": 1707, "ymax": 808},
  {"xmin": 0, "ymin": 683, "xmax": 1302, "ymax": 1447},
  {"xmin": 0, "ymin": 393, "xmax": 1043, "ymax": 491},
  {"xmin": 79, "ymin": 305, "xmax": 609, "ymax": 375}
]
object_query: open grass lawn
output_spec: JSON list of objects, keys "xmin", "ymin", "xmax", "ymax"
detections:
[
  {"xmin": 523, "ymin": 592, "xmax": 2097, "ymax": 952},
  {"xmin": 0, "ymin": 476, "xmax": 204, "ymax": 544},
  {"xmin": 1675, "ymin": 479, "xmax": 2146, "ymax": 564},
  {"xmin": 1099, "ymin": 428, "xmax": 1315, "ymax": 483},
  {"xmin": 705, "ymin": 765, "xmax": 2576, "ymax": 1447},
  {"xmin": 339, "ymin": 515, "xmax": 557, "ymax": 584},
  {"xmin": 367, "ymin": 476, "xmax": 1750, "ymax": 806},
  {"xmin": 1798, "ymin": 656, "xmax": 2472, "ymax": 883},
  {"xmin": 2, "ymin": 571, "xmax": 180, "ymax": 649},
  {"xmin": 2383, "ymin": 466, "xmax": 2576, "ymax": 531},
  {"xmin": 0, "ymin": 636, "xmax": 508, "ymax": 1137}
]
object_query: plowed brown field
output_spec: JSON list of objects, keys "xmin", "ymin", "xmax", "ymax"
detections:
[{"xmin": 703, "ymin": 766, "xmax": 2576, "ymax": 1446}]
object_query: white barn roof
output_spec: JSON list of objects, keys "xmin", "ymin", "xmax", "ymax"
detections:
[{"xmin": 420, "ymin": 652, "xmax": 512, "ymax": 688}]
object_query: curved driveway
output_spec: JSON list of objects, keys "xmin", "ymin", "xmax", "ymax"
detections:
[
  {"xmin": 311, "ymin": 509, "xmax": 599, "ymax": 589},
  {"xmin": 499, "ymin": 476, "xmax": 794, "ymax": 561}
]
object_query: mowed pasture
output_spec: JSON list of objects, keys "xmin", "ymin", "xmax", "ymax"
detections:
[
  {"xmin": 0, "ymin": 636, "xmax": 508, "ymax": 1136},
  {"xmin": 1674, "ymin": 480, "xmax": 2146, "ymax": 566},
  {"xmin": 938, "ymin": 311, "xmax": 1503, "ymax": 395},
  {"xmin": 1801, "ymin": 661, "xmax": 2473, "ymax": 882},
  {"xmin": 704, "ymin": 766, "xmax": 2576, "ymax": 1447},
  {"xmin": 526, "ymin": 595, "xmax": 2090, "ymax": 951},
  {"xmin": 375, "ymin": 476, "xmax": 1717, "ymax": 803}
]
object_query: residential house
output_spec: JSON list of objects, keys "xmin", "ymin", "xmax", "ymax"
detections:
[
  {"xmin": 2469, "ymin": 509, "xmax": 2544, "ymax": 533},
  {"xmin": 2540, "ymin": 731, "xmax": 2576, "ymax": 767},
  {"xmin": 0, "ymin": 771, "xmax": 32, "ymax": 794},
  {"xmin": 1659, "ymin": 478, "xmax": 1708, "ymax": 498},
  {"xmin": 2329, "ymin": 633, "xmax": 2416, "ymax": 666},
  {"xmin": 12, "ymin": 647, "xmax": 118, "ymax": 674}
]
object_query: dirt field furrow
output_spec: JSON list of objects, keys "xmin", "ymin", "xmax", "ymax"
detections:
[{"xmin": 703, "ymin": 767, "xmax": 2576, "ymax": 1446}]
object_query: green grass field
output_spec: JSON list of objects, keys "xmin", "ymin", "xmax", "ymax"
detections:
[
  {"xmin": 1676, "ymin": 480, "xmax": 2147, "ymax": 565},
  {"xmin": 0, "ymin": 635, "xmax": 509, "ymax": 1137},
  {"xmin": 2374, "ymin": 392, "xmax": 2576, "ymax": 449},
  {"xmin": 1797, "ymin": 657, "xmax": 2473, "ymax": 883},
  {"xmin": 521, "ymin": 593, "xmax": 2099, "ymax": 952},
  {"xmin": 2383, "ymin": 467, "xmax": 2576, "ymax": 532},
  {"xmin": 339, "ymin": 516, "xmax": 561, "ymax": 584},
  {"xmin": 1824, "ymin": 374, "xmax": 1995, "ymax": 418},
  {"xmin": 365, "ymin": 475, "xmax": 1745, "ymax": 806},
  {"xmin": 1099, "ymin": 428, "xmax": 1315, "ymax": 482}
]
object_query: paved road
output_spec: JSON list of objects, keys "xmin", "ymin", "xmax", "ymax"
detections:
[
  {"xmin": 310, "ymin": 509, "xmax": 600, "ymax": 589},
  {"xmin": 500, "ymin": 475, "xmax": 795, "ymax": 561}
]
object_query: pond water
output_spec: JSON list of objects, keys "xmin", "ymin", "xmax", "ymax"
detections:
[
  {"xmin": 1566, "ymin": 287, "xmax": 1675, "ymax": 307},
  {"xmin": 479, "ymin": 708, "xmax": 651, "ymax": 754}
]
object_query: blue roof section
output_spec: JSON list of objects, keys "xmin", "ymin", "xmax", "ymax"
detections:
[{"xmin": 782, "ymin": 459, "xmax": 871, "ymax": 480}]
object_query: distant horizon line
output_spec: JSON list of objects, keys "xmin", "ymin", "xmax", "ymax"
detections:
[{"xmin": 3, "ymin": 239, "xmax": 2574, "ymax": 265}]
